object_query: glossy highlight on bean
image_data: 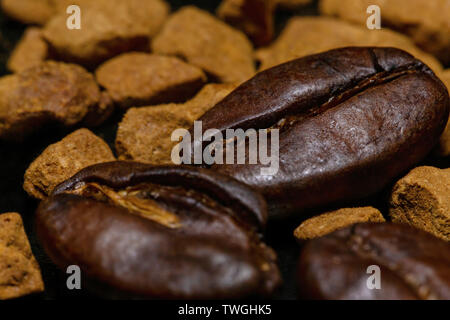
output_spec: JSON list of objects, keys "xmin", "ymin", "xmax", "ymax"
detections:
[
  {"xmin": 192, "ymin": 47, "xmax": 450, "ymax": 218},
  {"xmin": 297, "ymin": 223, "xmax": 450, "ymax": 300},
  {"xmin": 36, "ymin": 161, "xmax": 281, "ymax": 299}
]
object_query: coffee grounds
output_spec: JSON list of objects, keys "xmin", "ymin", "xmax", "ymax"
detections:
[
  {"xmin": 389, "ymin": 166, "xmax": 450, "ymax": 241},
  {"xmin": 294, "ymin": 207, "xmax": 385, "ymax": 241}
]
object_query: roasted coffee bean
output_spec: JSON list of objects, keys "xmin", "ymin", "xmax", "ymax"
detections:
[
  {"xmin": 36, "ymin": 161, "xmax": 281, "ymax": 299},
  {"xmin": 194, "ymin": 47, "xmax": 450, "ymax": 218},
  {"xmin": 297, "ymin": 223, "xmax": 450, "ymax": 300}
]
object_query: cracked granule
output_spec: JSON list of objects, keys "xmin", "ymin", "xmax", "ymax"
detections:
[
  {"xmin": 389, "ymin": 166, "xmax": 450, "ymax": 241},
  {"xmin": 96, "ymin": 53, "xmax": 207, "ymax": 109},
  {"xmin": 116, "ymin": 83, "xmax": 236, "ymax": 165},
  {"xmin": 24, "ymin": 128, "xmax": 116, "ymax": 200},
  {"xmin": 0, "ymin": 213, "xmax": 44, "ymax": 300},
  {"xmin": 152, "ymin": 6, "xmax": 255, "ymax": 84}
]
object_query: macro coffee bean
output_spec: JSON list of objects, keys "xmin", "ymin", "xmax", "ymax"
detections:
[
  {"xmin": 193, "ymin": 47, "xmax": 450, "ymax": 218},
  {"xmin": 297, "ymin": 223, "xmax": 450, "ymax": 300},
  {"xmin": 36, "ymin": 161, "xmax": 281, "ymax": 299}
]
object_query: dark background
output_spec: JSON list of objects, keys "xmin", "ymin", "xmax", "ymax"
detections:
[{"xmin": 0, "ymin": 0, "xmax": 446, "ymax": 300}]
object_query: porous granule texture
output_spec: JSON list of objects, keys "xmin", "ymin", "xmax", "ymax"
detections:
[
  {"xmin": 95, "ymin": 53, "xmax": 206, "ymax": 109},
  {"xmin": 0, "ymin": 61, "xmax": 106, "ymax": 141},
  {"xmin": 7, "ymin": 27, "xmax": 48, "ymax": 73},
  {"xmin": 389, "ymin": 166, "xmax": 450, "ymax": 241},
  {"xmin": 152, "ymin": 6, "xmax": 255, "ymax": 84},
  {"xmin": 44, "ymin": 0, "xmax": 170, "ymax": 67},
  {"xmin": 255, "ymin": 17, "xmax": 442, "ymax": 73},
  {"xmin": 116, "ymin": 84, "xmax": 236, "ymax": 165},
  {"xmin": 0, "ymin": 213, "xmax": 44, "ymax": 300},
  {"xmin": 0, "ymin": 0, "xmax": 54, "ymax": 25},
  {"xmin": 294, "ymin": 207, "xmax": 385, "ymax": 240},
  {"xmin": 319, "ymin": 0, "xmax": 450, "ymax": 65},
  {"xmin": 24, "ymin": 128, "xmax": 116, "ymax": 200}
]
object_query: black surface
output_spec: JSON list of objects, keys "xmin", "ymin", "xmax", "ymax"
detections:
[{"xmin": 0, "ymin": 0, "xmax": 446, "ymax": 301}]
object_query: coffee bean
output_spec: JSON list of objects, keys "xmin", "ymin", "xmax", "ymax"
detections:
[
  {"xmin": 36, "ymin": 161, "xmax": 281, "ymax": 299},
  {"xmin": 194, "ymin": 47, "xmax": 450, "ymax": 218},
  {"xmin": 297, "ymin": 223, "xmax": 450, "ymax": 300}
]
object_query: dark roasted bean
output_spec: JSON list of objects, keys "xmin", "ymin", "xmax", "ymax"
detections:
[
  {"xmin": 36, "ymin": 161, "xmax": 281, "ymax": 299},
  {"xmin": 297, "ymin": 223, "xmax": 450, "ymax": 300},
  {"xmin": 193, "ymin": 47, "xmax": 450, "ymax": 218}
]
